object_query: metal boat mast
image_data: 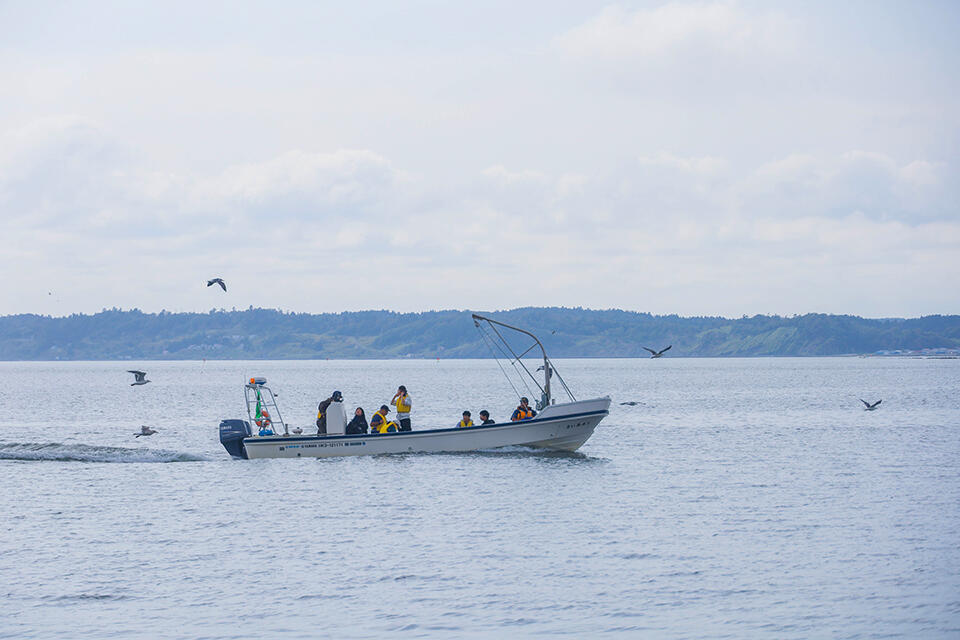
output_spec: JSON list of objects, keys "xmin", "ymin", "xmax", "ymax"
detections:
[{"xmin": 472, "ymin": 313, "xmax": 553, "ymax": 408}]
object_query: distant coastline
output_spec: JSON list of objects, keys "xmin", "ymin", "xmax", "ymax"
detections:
[{"xmin": 1, "ymin": 307, "xmax": 958, "ymax": 361}]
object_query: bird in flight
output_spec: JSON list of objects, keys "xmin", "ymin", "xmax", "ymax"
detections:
[
  {"xmin": 135, "ymin": 426, "xmax": 158, "ymax": 437},
  {"xmin": 643, "ymin": 345, "xmax": 672, "ymax": 358},
  {"xmin": 620, "ymin": 401, "xmax": 642, "ymax": 406},
  {"xmin": 128, "ymin": 370, "xmax": 150, "ymax": 386},
  {"xmin": 860, "ymin": 399, "xmax": 882, "ymax": 411},
  {"xmin": 207, "ymin": 278, "xmax": 227, "ymax": 292}
]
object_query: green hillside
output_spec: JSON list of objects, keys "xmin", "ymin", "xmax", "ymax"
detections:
[{"xmin": 0, "ymin": 307, "xmax": 958, "ymax": 360}]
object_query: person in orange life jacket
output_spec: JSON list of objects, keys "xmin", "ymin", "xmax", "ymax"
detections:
[
  {"xmin": 511, "ymin": 397, "xmax": 537, "ymax": 421},
  {"xmin": 458, "ymin": 411, "xmax": 474, "ymax": 428},
  {"xmin": 391, "ymin": 385, "xmax": 412, "ymax": 431},
  {"xmin": 479, "ymin": 410, "xmax": 495, "ymax": 425},
  {"xmin": 257, "ymin": 409, "xmax": 273, "ymax": 435},
  {"xmin": 316, "ymin": 390, "xmax": 343, "ymax": 435},
  {"xmin": 370, "ymin": 405, "xmax": 398, "ymax": 433}
]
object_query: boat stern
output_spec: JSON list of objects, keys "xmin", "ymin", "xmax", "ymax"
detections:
[{"xmin": 219, "ymin": 419, "xmax": 251, "ymax": 459}]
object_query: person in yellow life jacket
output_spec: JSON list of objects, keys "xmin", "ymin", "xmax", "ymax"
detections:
[
  {"xmin": 510, "ymin": 397, "xmax": 537, "ymax": 421},
  {"xmin": 458, "ymin": 411, "xmax": 474, "ymax": 428},
  {"xmin": 369, "ymin": 405, "xmax": 398, "ymax": 433},
  {"xmin": 390, "ymin": 385, "xmax": 413, "ymax": 431}
]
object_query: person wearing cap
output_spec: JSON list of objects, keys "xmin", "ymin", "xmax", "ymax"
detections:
[
  {"xmin": 370, "ymin": 404, "xmax": 398, "ymax": 433},
  {"xmin": 390, "ymin": 385, "xmax": 413, "ymax": 431},
  {"xmin": 316, "ymin": 390, "xmax": 343, "ymax": 435},
  {"xmin": 458, "ymin": 411, "xmax": 474, "ymax": 428},
  {"xmin": 479, "ymin": 410, "xmax": 495, "ymax": 425},
  {"xmin": 510, "ymin": 397, "xmax": 537, "ymax": 421}
]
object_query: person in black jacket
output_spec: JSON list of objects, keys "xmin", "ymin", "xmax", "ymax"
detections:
[
  {"xmin": 479, "ymin": 410, "xmax": 495, "ymax": 425},
  {"xmin": 346, "ymin": 407, "xmax": 368, "ymax": 434}
]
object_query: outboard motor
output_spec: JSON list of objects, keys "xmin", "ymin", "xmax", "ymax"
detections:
[{"xmin": 219, "ymin": 419, "xmax": 251, "ymax": 459}]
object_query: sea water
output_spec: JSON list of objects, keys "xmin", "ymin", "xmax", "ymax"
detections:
[{"xmin": 1, "ymin": 358, "xmax": 958, "ymax": 638}]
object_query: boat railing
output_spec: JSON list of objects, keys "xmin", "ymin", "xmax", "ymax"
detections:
[{"xmin": 244, "ymin": 380, "xmax": 288, "ymax": 436}]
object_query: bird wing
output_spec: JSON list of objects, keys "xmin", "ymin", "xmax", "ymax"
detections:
[
  {"xmin": 217, "ymin": 280, "xmax": 226, "ymax": 291},
  {"xmin": 860, "ymin": 399, "xmax": 869, "ymax": 408},
  {"xmin": 643, "ymin": 347, "xmax": 656, "ymax": 355},
  {"xmin": 128, "ymin": 370, "xmax": 146, "ymax": 381},
  {"xmin": 660, "ymin": 345, "xmax": 672, "ymax": 354},
  {"xmin": 872, "ymin": 400, "xmax": 882, "ymax": 408},
  {"xmin": 206, "ymin": 279, "xmax": 215, "ymax": 286}
]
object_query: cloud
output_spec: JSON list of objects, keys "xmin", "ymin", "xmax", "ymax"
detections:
[
  {"xmin": 0, "ymin": 111, "xmax": 957, "ymax": 317},
  {"xmin": 553, "ymin": 2, "xmax": 795, "ymax": 60},
  {"xmin": 0, "ymin": 117, "xmax": 130, "ymax": 224},
  {"xmin": 741, "ymin": 151, "xmax": 957, "ymax": 222},
  {"xmin": 195, "ymin": 149, "xmax": 404, "ymax": 213}
]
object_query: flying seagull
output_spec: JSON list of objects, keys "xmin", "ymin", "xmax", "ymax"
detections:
[
  {"xmin": 135, "ymin": 426, "xmax": 158, "ymax": 437},
  {"xmin": 643, "ymin": 345, "xmax": 672, "ymax": 358},
  {"xmin": 860, "ymin": 399, "xmax": 882, "ymax": 411},
  {"xmin": 207, "ymin": 278, "xmax": 227, "ymax": 292},
  {"xmin": 620, "ymin": 401, "xmax": 642, "ymax": 406},
  {"xmin": 128, "ymin": 370, "xmax": 150, "ymax": 386}
]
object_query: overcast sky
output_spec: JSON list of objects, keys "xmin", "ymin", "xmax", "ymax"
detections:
[{"xmin": 1, "ymin": 1, "xmax": 957, "ymax": 318}]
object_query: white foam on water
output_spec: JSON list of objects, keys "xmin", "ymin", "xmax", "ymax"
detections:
[{"xmin": 0, "ymin": 442, "xmax": 208, "ymax": 463}]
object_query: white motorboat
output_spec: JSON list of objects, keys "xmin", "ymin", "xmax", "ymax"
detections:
[{"xmin": 218, "ymin": 315, "xmax": 610, "ymax": 459}]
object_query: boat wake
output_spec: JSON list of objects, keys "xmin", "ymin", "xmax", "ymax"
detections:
[
  {"xmin": 437, "ymin": 445, "xmax": 606, "ymax": 461},
  {"xmin": 0, "ymin": 442, "xmax": 208, "ymax": 463}
]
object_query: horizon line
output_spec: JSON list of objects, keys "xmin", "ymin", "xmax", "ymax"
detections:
[{"xmin": 2, "ymin": 306, "xmax": 957, "ymax": 322}]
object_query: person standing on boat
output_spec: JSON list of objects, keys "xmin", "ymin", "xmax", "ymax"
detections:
[
  {"xmin": 391, "ymin": 385, "xmax": 413, "ymax": 431},
  {"xmin": 511, "ymin": 397, "xmax": 537, "ymax": 421},
  {"xmin": 316, "ymin": 390, "xmax": 343, "ymax": 435},
  {"xmin": 479, "ymin": 410, "xmax": 495, "ymax": 425},
  {"xmin": 458, "ymin": 411, "xmax": 474, "ymax": 428}
]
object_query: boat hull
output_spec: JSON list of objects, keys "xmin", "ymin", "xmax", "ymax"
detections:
[{"xmin": 238, "ymin": 397, "xmax": 610, "ymax": 459}]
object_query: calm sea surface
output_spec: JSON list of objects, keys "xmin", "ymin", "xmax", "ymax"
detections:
[{"xmin": 1, "ymin": 358, "xmax": 958, "ymax": 639}]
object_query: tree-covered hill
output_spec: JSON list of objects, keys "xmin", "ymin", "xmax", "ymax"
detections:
[{"xmin": 0, "ymin": 307, "xmax": 958, "ymax": 360}]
